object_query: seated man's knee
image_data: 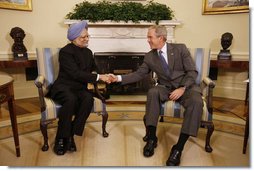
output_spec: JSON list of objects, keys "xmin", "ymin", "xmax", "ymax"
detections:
[
  {"xmin": 147, "ymin": 87, "xmax": 160, "ymax": 97},
  {"xmin": 65, "ymin": 95, "xmax": 78, "ymax": 107},
  {"xmin": 189, "ymin": 94, "xmax": 203, "ymax": 107},
  {"xmin": 80, "ymin": 91, "xmax": 94, "ymax": 104}
]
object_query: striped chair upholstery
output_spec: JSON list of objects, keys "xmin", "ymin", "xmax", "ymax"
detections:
[
  {"xmin": 35, "ymin": 48, "xmax": 109, "ymax": 152},
  {"xmin": 157, "ymin": 48, "xmax": 215, "ymax": 152}
]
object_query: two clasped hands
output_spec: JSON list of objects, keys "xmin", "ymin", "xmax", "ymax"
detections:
[{"xmin": 99, "ymin": 74, "xmax": 119, "ymax": 84}]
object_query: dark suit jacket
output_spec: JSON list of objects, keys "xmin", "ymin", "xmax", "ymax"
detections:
[
  {"xmin": 50, "ymin": 43, "xmax": 98, "ymax": 96},
  {"xmin": 122, "ymin": 43, "xmax": 201, "ymax": 93}
]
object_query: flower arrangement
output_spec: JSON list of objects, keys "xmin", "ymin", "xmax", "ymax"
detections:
[{"xmin": 65, "ymin": 0, "xmax": 174, "ymax": 24}]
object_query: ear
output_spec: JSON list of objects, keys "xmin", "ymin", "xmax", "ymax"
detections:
[{"xmin": 159, "ymin": 36, "xmax": 164, "ymax": 42}]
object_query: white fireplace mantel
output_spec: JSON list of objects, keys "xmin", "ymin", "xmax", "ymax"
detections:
[
  {"xmin": 64, "ymin": 19, "xmax": 181, "ymax": 26},
  {"xmin": 64, "ymin": 19, "xmax": 182, "ymax": 53}
]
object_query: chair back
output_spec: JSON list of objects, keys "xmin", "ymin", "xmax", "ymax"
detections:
[
  {"xmin": 160, "ymin": 48, "xmax": 212, "ymax": 121},
  {"xmin": 188, "ymin": 48, "xmax": 211, "ymax": 85},
  {"xmin": 36, "ymin": 48, "xmax": 60, "ymax": 89}
]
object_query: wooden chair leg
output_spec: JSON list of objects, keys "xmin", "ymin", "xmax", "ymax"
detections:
[
  {"xmin": 204, "ymin": 122, "xmax": 214, "ymax": 153},
  {"xmin": 102, "ymin": 112, "xmax": 109, "ymax": 137},
  {"xmin": 159, "ymin": 116, "xmax": 164, "ymax": 122},
  {"xmin": 40, "ymin": 121, "xmax": 49, "ymax": 151}
]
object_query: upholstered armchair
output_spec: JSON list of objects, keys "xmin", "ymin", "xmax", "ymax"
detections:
[
  {"xmin": 34, "ymin": 48, "xmax": 109, "ymax": 151},
  {"xmin": 153, "ymin": 48, "xmax": 215, "ymax": 153}
]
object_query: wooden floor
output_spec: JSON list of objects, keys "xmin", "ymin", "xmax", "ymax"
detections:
[{"xmin": 0, "ymin": 96, "xmax": 250, "ymax": 166}]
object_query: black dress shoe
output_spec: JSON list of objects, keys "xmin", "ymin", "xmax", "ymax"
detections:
[
  {"xmin": 166, "ymin": 145, "xmax": 182, "ymax": 166},
  {"xmin": 54, "ymin": 138, "xmax": 67, "ymax": 155},
  {"xmin": 67, "ymin": 136, "xmax": 77, "ymax": 152},
  {"xmin": 143, "ymin": 134, "xmax": 148, "ymax": 142},
  {"xmin": 143, "ymin": 139, "xmax": 157, "ymax": 157}
]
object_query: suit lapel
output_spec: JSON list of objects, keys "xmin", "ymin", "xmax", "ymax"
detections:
[{"xmin": 167, "ymin": 43, "xmax": 174, "ymax": 72}]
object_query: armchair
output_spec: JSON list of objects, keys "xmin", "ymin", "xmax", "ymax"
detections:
[
  {"xmin": 34, "ymin": 48, "xmax": 109, "ymax": 152},
  {"xmin": 153, "ymin": 48, "xmax": 215, "ymax": 152}
]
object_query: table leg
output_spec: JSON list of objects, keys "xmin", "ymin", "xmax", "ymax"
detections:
[
  {"xmin": 245, "ymin": 82, "xmax": 249, "ymax": 105},
  {"xmin": 243, "ymin": 110, "xmax": 249, "ymax": 154},
  {"xmin": 8, "ymin": 98, "xmax": 20, "ymax": 157}
]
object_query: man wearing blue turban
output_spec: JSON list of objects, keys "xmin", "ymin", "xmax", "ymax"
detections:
[{"xmin": 48, "ymin": 20, "xmax": 110, "ymax": 155}]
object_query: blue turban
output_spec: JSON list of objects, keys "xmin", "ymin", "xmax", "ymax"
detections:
[{"xmin": 67, "ymin": 20, "xmax": 88, "ymax": 41}]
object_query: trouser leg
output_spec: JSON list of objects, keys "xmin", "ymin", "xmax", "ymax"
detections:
[
  {"xmin": 72, "ymin": 90, "xmax": 94, "ymax": 136},
  {"xmin": 179, "ymin": 90, "xmax": 203, "ymax": 137},
  {"xmin": 54, "ymin": 92, "xmax": 78, "ymax": 139},
  {"xmin": 145, "ymin": 86, "xmax": 169, "ymax": 127}
]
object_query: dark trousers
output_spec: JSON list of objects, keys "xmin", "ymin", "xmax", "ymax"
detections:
[
  {"xmin": 52, "ymin": 89, "xmax": 94, "ymax": 138},
  {"xmin": 145, "ymin": 85, "xmax": 203, "ymax": 137}
]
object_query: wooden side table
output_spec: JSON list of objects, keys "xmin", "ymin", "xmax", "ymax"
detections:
[
  {"xmin": 0, "ymin": 72, "xmax": 20, "ymax": 157},
  {"xmin": 210, "ymin": 59, "xmax": 249, "ymax": 104},
  {"xmin": 0, "ymin": 59, "xmax": 37, "ymax": 69}
]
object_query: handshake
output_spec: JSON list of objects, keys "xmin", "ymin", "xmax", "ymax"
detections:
[{"xmin": 99, "ymin": 74, "xmax": 118, "ymax": 84}]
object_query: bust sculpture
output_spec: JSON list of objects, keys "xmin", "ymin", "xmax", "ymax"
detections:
[
  {"xmin": 10, "ymin": 27, "xmax": 28, "ymax": 61},
  {"xmin": 217, "ymin": 32, "xmax": 233, "ymax": 60}
]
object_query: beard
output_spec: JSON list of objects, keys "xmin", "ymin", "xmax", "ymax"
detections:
[
  {"xmin": 83, "ymin": 43, "xmax": 88, "ymax": 47},
  {"xmin": 79, "ymin": 42, "xmax": 88, "ymax": 48}
]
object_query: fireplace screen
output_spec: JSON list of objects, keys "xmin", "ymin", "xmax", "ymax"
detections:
[{"xmin": 94, "ymin": 52, "xmax": 153, "ymax": 95}]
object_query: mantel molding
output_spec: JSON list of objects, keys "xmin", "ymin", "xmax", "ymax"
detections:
[
  {"xmin": 64, "ymin": 19, "xmax": 182, "ymax": 27},
  {"xmin": 63, "ymin": 19, "xmax": 182, "ymax": 46}
]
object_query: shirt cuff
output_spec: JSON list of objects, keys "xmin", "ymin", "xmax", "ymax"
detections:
[
  {"xmin": 96, "ymin": 74, "xmax": 100, "ymax": 81},
  {"xmin": 117, "ymin": 75, "xmax": 122, "ymax": 82}
]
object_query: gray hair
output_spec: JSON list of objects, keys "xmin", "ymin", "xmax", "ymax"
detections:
[{"xmin": 149, "ymin": 25, "xmax": 167, "ymax": 41}]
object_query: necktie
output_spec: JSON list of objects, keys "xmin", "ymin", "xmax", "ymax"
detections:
[{"xmin": 158, "ymin": 50, "xmax": 169, "ymax": 76}]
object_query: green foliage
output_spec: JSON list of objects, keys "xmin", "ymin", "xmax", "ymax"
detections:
[{"xmin": 66, "ymin": 0, "xmax": 174, "ymax": 23}]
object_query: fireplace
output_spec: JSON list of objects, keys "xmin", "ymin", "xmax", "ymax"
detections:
[
  {"xmin": 94, "ymin": 52, "xmax": 153, "ymax": 95},
  {"xmin": 64, "ymin": 20, "xmax": 181, "ymax": 94}
]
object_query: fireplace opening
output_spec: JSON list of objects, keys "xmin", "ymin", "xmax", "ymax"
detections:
[{"xmin": 94, "ymin": 52, "xmax": 153, "ymax": 95}]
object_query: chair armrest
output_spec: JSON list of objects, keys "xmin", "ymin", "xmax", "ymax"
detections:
[
  {"xmin": 34, "ymin": 75, "xmax": 46, "ymax": 112},
  {"xmin": 203, "ymin": 77, "xmax": 215, "ymax": 88},
  {"xmin": 152, "ymin": 72, "xmax": 158, "ymax": 86},
  {"xmin": 34, "ymin": 75, "xmax": 45, "ymax": 88},
  {"xmin": 92, "ymin": 82, "xmax": 106, "ymax": 103},
  {"xmin": 202, "ymin": 77, "xmax": 216, "ymax": 114},
  {"xmin": 90, "ymin": 71, "xmax": 107, "ymax": 103}
]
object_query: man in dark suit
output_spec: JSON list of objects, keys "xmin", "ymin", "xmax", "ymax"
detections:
[
  {"xmin": 49, "ymin": 20, "xmax": 109, "ymax": 155},
  {"xmin": 109, "ymin": 25, "xmax": 203, "ymax": 166}
]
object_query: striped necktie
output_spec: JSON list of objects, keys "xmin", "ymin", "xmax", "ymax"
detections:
[{"xmin": 158, "ymin": 50, "xmax": 170, "ymax": 76}]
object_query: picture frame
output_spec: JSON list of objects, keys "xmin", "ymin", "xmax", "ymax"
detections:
[
  {"xmin": 111, "ymin": 0, "xmax": 146, "ymax": 1},
  {"xmin": 202, "ymin": 0, "xmax": 249, "ymax": 15},
  {"xmin": 0, "ymin": 0, "xmax": 32, "ymax": 11}
]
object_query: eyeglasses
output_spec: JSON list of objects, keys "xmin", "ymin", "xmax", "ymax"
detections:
[{"xmin": 79, "ymin": 34, "xmax": 90, "ymax": 39}]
